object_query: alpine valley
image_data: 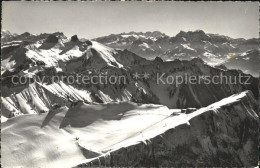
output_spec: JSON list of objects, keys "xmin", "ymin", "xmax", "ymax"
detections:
[{"xmin": 1, "ymin": 30, "xmax": 259, "ymax": 167}]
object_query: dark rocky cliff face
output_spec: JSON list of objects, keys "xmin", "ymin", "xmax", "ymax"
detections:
[
  {"xmin": 71, "ymin": 35, "xmax": 79, "ymax": 42},
  {"xmin": 80, "ymin": 91, "xmax": 258, "ymax": 167}
]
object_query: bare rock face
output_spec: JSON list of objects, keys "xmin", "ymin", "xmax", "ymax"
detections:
[
  {"xmin": 153, "ymin": 56, "xmax": 163, "ymax": 63},
  {"xmin": 45, "ymin": 34, "xmax": 59, "ymax": 43},
  {"xmin": 84, "ymin": 40, "xmax": 92, "ymax": 46},
  {"xmin": 38, "ymin": 34, "xmax": 59, "ymax": 50},
  {"xmin": 71, "ymin": 35, "xmax": 79, "ymax": 42},
  {"xmin": 84, "ymin": 91, "xmax": 258, "ymax": 167}
]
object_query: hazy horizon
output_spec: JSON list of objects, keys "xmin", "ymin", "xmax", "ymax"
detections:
[{"xmin": 2, "ymin": 2, "xmax": 259, "ymax": 39}]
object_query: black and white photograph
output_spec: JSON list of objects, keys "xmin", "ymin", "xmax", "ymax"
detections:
[{"xmin": 1, "ymin": 1, "xmax": 259, "ymax": 167}]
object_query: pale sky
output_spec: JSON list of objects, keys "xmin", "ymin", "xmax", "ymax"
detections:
[{"xmin": 2, "ymin": 2, "xmax": 259, "ymax": 39}]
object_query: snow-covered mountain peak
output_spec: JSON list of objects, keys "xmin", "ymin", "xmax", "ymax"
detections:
[
  {"xmin": 1, "ymin": 31, "xmax": 126, "ymax": 76},
  {"xmin": 1, "ymin": 30, "xmax": 18, "ymax": 41},
  {"xmin": 1, "ymin": 30, "xmax": 13, "ymax": 37},
  {"xmin": 94, "ymin": 30, "xmax": 258, "ymax": 76},
  {"xmin": 89, "ymin": 41, "xmax": 124, "ymax": 68}
]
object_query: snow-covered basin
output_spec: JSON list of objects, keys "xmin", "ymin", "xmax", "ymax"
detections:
[{"xmin": 1, "ymin": 102, "xmax": 180, "ymax": 168}]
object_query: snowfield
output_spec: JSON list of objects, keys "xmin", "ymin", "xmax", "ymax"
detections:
[
  {"xmin": 180, "ymin": 44, "xmax": 196, "ymax": 51},
  {"xmin": 1, "ymin": 91, "xmax": 256, "ymax": 168}
]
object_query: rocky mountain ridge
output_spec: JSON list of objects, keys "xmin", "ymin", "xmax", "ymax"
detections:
[
  {"xmin": 93, "ymin": 30, "xmax": 259, "ymax": 77},
  {"xmin": 1, "ymin": 31, "xmax": 258, "ymax": 119}
]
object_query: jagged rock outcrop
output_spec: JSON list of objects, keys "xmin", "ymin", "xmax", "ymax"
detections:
[
  {"xmin": 71, "ymin": 35, "xmax": 79, "ymax": 42},
  {"xmin": 153, "ymin": 56, "xmax": 163, "ymax": 63},
  {"xmin": 38, "ymin": 34, "xmax": 60, "ymax": 49},
  {"xmin": 45, "ymin": 34, "xmax": 59, "ymax": 43}
]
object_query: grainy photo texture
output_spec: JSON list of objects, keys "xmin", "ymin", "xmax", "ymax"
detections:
[{"xmin": 1, "ymin": 1, "xmax": 259, "ymax": 167}]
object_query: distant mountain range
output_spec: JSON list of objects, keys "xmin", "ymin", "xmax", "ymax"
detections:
[
  {"xmin": 93, "ymin": 30, "xmax": 259, "ymax": 77},
  {"xmin": 2, "ymin": 30, "xmax": 259, "ymax": 76}
]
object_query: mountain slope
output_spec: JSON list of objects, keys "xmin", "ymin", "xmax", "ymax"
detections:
[
  {"xmin": 223, "ymin": 49, "xmax": 260, "ymax": 77},
  {"xmin": 127, "ymin": 58, "xmax": 258, "ymax": 108},
  {"xmin": 2, "ymin": 91, "xmax": 258, "ymax": 167},
  {"xmin": 1, "ymin": 33, "xmax": 123, "ymax": 77},
  {"xmin": 1, "ymin": 102, "xmax": 176, "ymax": 168},
  {"xmin": 1, "ymin": 31, "xmax": 258, "ymax": 118},
  {"xmin": 81, "ymin": 91, "xmax": 259, "ymax": 167},
  {"xmin": 1, "ymin": 53, "xmax": 258, "ymax": 119}
]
